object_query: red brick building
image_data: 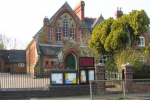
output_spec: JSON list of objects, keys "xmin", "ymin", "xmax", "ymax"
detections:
[
  {"xmin": 0, "ymin": 50, "xmax": 26, "ymax": 73},
  {"xmin": 0, "ymin": 1, "xmax": 149, "ymax": 75},
  {"xmin": 25, "ymin": 1, "xmax": 105, "ymax": 76}
]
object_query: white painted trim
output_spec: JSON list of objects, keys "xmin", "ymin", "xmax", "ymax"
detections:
[
  {"xmin": 138, "ymin": 36, "xmax": 145, "ymax": 46},
  {"xmin": 71, "ymin": 53, "xmax": 77, "ymax": 69},
  {"xmin": 39, "ymin": 44, "xmax": 64, "ymax": 47}
]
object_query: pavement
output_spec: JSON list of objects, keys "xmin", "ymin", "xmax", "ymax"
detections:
[
  {"xmin": 30, "ymin": 96, "xmax": 90, "ymax": 100},
  {"xmin": 1, "ymin": 93, "xmax": 150, "ymax": 100}
]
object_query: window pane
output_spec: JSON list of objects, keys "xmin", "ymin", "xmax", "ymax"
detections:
[
  {"xmin": 79, "ymin": 29, "xmax": 82, "ymax": 42},
  {"xmin": 139, "ymin": 37, "xmax": 145, "ymax": 46},
  {"xmin": 56, "ymin": 27, "xmax": 61, "ymax": 41},
  {"xmin": 70, "ymin": 28, "xmax": 75, "ymax": 40},
  {"xmin": 49, "ymin": 27, "xmax": 53, "ymax": 41},
  {"xmin": 63, "ymin": 20, "xmax": 68, "ymax": 37}
]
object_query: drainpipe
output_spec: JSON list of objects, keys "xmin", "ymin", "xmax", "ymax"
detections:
[
  {"xmin": 40, "ymin": 55, "xmax": 43, "ymax": 78},
  {"xmin": 12, "ymin": 62, "xmax": 13, "ymax": 74},
  {"xmin": 40, "ymin": 55, "xmax": 57, "ymax": 78}
]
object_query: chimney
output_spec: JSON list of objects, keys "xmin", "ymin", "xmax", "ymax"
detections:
[
  {"xmin": 115, "ymin": 7, "xmax": 123, "ymax": 20},
  {"xmin": 74, "ymin": 1, "xmax": 85, "ymax": 22},
  {"xmin": 43, "ymin": 16, "xmax": 49, "ymax": 25}
]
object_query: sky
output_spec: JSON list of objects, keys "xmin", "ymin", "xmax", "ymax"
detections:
[{"xmin": 0, "ymin": 0, "xmax": 150, "ymax": 47}]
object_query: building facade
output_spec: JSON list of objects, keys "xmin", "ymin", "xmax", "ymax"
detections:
[
  {"xmin": 25, "ymin": 1, "xmax": 105, "ymax": 76},
  {"xmin": 0, "ymin": 1, "xmax": 149, "ymax": 74}
]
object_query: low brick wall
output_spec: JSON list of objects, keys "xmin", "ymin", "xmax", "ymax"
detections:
[
  {"xmin": 132, "ymin": 83, "xmax": 150, "ymax": 92},
  {"xmin": 0, "ymin": 85, "xmax": 90, "ymax": 99}
]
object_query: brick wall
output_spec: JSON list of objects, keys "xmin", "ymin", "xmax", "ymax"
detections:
[
  {"xmin": 122, "ymin": 63, "xmax": 150, "ymax": 92},
  {"xmin": 0, "ymin": 85, "xmax": 90, "ymax": 99},
  {"xmin": 0, "ymin": 57, "xmax": 5, "ymax": 72},
  {"xmin": 26, "ymin": 40, "xmax": 38, "ymax": 74},
  {"xmin": 95, "ymin": 63, "xmax": 105, "ymax": 93},
  {"xmin": 10, "ymin": 63, "xmax": 26, "ymax": 73},
  {"xmin": 73, "ymin": 1, "xmax": 85, "ymax": 22}
]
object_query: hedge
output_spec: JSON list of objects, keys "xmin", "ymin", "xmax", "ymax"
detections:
[{"xmin": 133, "ymin": 74, "xmax": 150, "ymax": 79}]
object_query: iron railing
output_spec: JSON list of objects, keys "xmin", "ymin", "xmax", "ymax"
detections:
[{"xmin": 0, "ymin": 72, "xmax": 50, "ymax": 89}]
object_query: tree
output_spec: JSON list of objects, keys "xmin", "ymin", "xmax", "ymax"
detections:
[
  {"xmin": 89, "ymin": 10, "xmax": 149, "ymax": 55},
  {"xmin": 89, "ymin": 17, "xmax": 114, "ymax": 55},
  {"xmin": 115, "ymin": 49, "xmax": 143, "ymax": 73},
  {"xmin": 0, "ymin": 43, "xmax": 5, "ymax": 50},
  {"xmin": 143, "ymin": 43, "xmax": 150, "ymax": 60},
  {"xmin": 0, "ymin": 33, "xmax": 25, "ymax": 50}
]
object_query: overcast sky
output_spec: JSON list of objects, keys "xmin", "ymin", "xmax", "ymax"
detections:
[{"xmin": 0, "ymin": 0, "xmax": 150, "ymax": 47}]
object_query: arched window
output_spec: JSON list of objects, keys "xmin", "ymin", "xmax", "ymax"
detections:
[
  {"xmin": 70, "ymin": 28, "xmax": 75, "ymax": 40},
  {"xmin": 138, "ymin": 36, "xmax": 145, "ymax": 46},
  {"xmin": 56, "ymin": 27, "xmax": 61, "ymax": 41},
  {"xmin": 63, "ymin": 20, "xmax": 68, "ymax": 37},
  {"xmin": 65, "ymin": 53, "xmax": 76, "ymax": 69},
  {"xmin": 49, "ymin": 27, "xmax": 53, "ymax": 41}
]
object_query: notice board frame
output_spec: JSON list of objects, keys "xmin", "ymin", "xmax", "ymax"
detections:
[
  {"xmin": 79, "ymin": 57, "xmax": 94, "ymax": 67},
  {"xmin": 79, "ymin": 68, "xmax": 95, "ymax": 84},
  {"xmin": 50, "ymin": 70, "xmax": 78, "ymax": 85}
]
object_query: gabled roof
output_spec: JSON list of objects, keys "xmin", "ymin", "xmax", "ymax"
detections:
[
  {"xmin": 0, "ymin": 50, "xmax": 10, "ymax": 63},
  {"xmin": 9, "ymin": 50, "xmax": 26, "ymax": 63},
  {"xmin": 34, "ymin": 1, "xmax": 89, "ymax": 40},
  {"xmin": 84, "ymin": 17, "xmax": 96, "ymax": 33},
  {"xmin": 39, "ymin": 45, "xmax": 62, "ymax": 55},
  {"xmin": 92, "ymin": 14, "xmax": 104, "ymax": 29},
  {"xmin": 57, "ymin": 38, "xmax": 81, "ymax": 55}
]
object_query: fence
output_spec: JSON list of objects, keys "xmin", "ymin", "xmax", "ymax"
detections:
[
  {"xmin": 105, "ymin": 71, "xmax": 122, "ymax": 80},
  {"xmin": 0, "ymin": 72, "xmax": 50, "ymax": 89},
  {"xmin": 90, "ymin": 79, "xmax": 150, "ymax": 100}
]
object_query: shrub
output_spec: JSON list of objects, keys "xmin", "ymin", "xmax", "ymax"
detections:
[
  {"xmin": 114, "ymin": 49, "xmax": 143, "ymax": 73},
  {"xmin": 105, "ymin": 57, "xmax": 117, "ymax": 72},
  {"xmin": 133, "ymin": 74, "xmax": 150, "ymax": 79}
]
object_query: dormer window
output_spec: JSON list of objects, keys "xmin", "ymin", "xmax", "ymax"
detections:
[
  {"xmin": 63, "ymin": 20, "xmax": 68, "ymax": 37},
  {"xmin": 138, "ymin": 36, "xmax": 145, "ymax": 46}
]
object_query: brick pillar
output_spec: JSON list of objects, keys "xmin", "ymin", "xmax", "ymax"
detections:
[
  {"xmin": 121, "ymin": 63, "xmax": 133, "ymax": 92},
  {"xmin": 95, "ymin": 63, "xmax": 105, "ymax": 93}
]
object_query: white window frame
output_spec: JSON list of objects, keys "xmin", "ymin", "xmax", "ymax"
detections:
[
  {"xmin": 49, "ymin": 27, "xmax": 53, "ymax": 41},
  {"xmin": 139, "ymin": 55, "xmax": 147, "ymax": 63},
  {"xmin": 18, "ymin": 63, "xmax": 24, "ymax": 67},
  {"xmin": 100, "ymin": 55, "xmax": 108, "ymax": 63},
  {"xmin": 56, "ymin": 27, "xmax": 61, "ymax": 41},
  {"xmin": 63, "ymin": 20, "xmax": 68, "ymax": 37},
  {"xmin": 70, "ymin": 28, "xmax": 75, "ymax": 40},
  {"xmin": 138, "ymin": 36, "xmax": 145, "ymax": 46}
]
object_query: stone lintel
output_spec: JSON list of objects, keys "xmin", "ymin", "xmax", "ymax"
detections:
[
  {"xmin": 95, "ymin": 63, "xmax": 105, "ymax": 67},
  {"xmin": 121, "ymin": 63, "xmax": 133, "ymax": 67}
]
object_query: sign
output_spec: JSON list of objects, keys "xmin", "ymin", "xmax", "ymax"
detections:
[
  {"xmin": 51, "ymin": 73, "xmax": 63, "ymax": 84},
  {"xmin": 79, "ymin": 57, "xmax": 94, "ymax": 67},
  {"xmin": 65, "ymin": 73, "xmax": 76, "ymax": 84},
  {"xmin": 50, "ymin": 70, "xmax": 78, "ymax": 85},
  {"xmin": 88, "ymin": 70, "xmax": 94, "ymax": 81},
  {"xmin": 80, "ymin": 70, "xmax": 86, "ymax": 83}
]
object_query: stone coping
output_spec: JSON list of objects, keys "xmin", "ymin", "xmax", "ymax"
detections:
[{"xmin": 121, "ymin": 63, "xmax": 133, "ymax": 67}]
